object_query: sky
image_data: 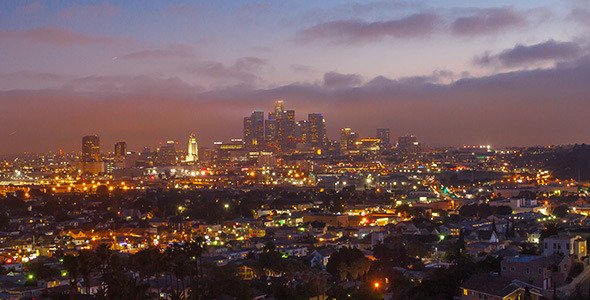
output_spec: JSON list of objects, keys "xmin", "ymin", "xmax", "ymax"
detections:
[{"xmin": 1, "ymin": 0, "xmax": 590, "ymax": 154}]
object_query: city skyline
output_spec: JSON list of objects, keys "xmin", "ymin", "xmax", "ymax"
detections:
[{"xmin": 1, "ymin": 0, "xmax": 590, "ymax": 152}]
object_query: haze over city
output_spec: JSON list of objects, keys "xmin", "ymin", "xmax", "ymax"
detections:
[{"xmin": 1, "ymin": 0, "xmax": 590, "ymax": 154}]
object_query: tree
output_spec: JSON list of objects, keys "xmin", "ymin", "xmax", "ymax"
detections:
[
  {"xmin": 552, "ymin": 204, "xmax": 569, "ymax": 218},
  {"xmin": 326, "ymin": 247, "xmax": 368, "ymax": 281},
  {"xmin": 540, "ymin": 223, "xmax": 558, "ymax": 239},
  {"xmin": 63, "ymin": 254, "xmax": 81, "ymax": 296}
]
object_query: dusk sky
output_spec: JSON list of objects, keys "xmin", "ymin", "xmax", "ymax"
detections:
[{"xmin": 1, "ymin": 0, "xmax": 590, "ymax": 154}]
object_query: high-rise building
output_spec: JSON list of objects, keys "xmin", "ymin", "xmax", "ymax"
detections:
[
  {"xmin": 265, "ymin": 100, "xmax": 291, "ymax": 151},
  {"xmin": 244, "ymin": 110, "xmax": 264, "ymax": 150},
  {"xmin": 340, "ymin": 128, "xmax": 357, "ymax": 153},
  {"xmin": 186, "ymin": 133, "xmax": 199, "ymax": 163},
  {"xmin": 157, "ymin": 141, "xmax": 178, "ymax": 166},
  {"xmin": 82, "ymin": 135, "xmax": 100, "ymax": 162},
  {"xmin": 114, "ymin": 141, "xmax": 127, "ymax": 158},
  {"xmin": 265, "ymin": 118, "xmax": 278, "ymax": 149},
  {"xmin": 274, "ymin": 100, "xmax": 284, "ymax": 116},
  {"xmin": 280, "ymin": 109, "xmax": 296, "ymax": 150},
  {"xmin": 376, "ymin": 128, "xmax": 391, "ymax": 149},
  {"xmin": 308, "ymin": 113, "xmax": 327, "ymax": 148},
  {"xmin": 295, "ymin": 120, "xmax": 309, "ymax": 145},
  {"xmin": 397, "ymin": 134, "xmax": 420, "ymax": 153}
]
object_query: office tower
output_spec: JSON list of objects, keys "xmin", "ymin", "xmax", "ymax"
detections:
[
  {"xmin": 244, "ymin": 116, "xmax": 252, "ymax": 146},
  {"xmin": 376, "ymin": 128, "xmax": 391, "ymax": 149},
  {"xmin": 186, "ymin": 133, "xmax": 199, "ymax": 162},
  {"xmin": 397, "ymin": 134, "xmax": 420, "ymax": 153},
  {"xmin": 265, "ymin": 118, "xmax": 278, "ymax": 149},
  {"xmin": 274, "ymin": 100, "xmax": 284, "ymax": 116},
  {"xmin": 280, "ymin": 109, "xmax": 296, "ymax": 150},
  {"xmin": 295, "ymin": 120, "xmax": 309, "ymax": 144},
  {"xmin": 308, "ymin": 113, "xmax": 327, "ymax": 148},
  {"xmin": 114, "ymin": 141, "xmax": 127, "ymax": 158},
  {"xmin": 340, "ymin": 128, "xmax": 357, "ymax": 152},
  {"xmin": 157, "ymin": 140, "xmax": 178, "ymax": 166},
  {"xmin": 82, "ymin": 135, "xmax": 100, "ymax": 162},
  {"xmin": 243, "ymin": 110, "xmax": 264, "ymax": 150}
]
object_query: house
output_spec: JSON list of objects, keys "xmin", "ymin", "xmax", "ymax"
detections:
[
  {"xmin": 542, "ymin": 235, "xmax": 587, "ymax": 260},
  {"xmin": 501, "ymin": 254, "xmax": 571, "ymax": 290},
  {"xmin": 394, "ymin": 222, "xmax": 420, "ymax": 235},
  {"xmin": 461, "ymin": 273, "xmax": 524, "ymax": 300},
  {"xmin": 310, "ymin": 249, "xmax": 335, "ymax": 269},
  {"xmin": 276, "ymin": 244, "xmax": 308, "ymax": 257}
]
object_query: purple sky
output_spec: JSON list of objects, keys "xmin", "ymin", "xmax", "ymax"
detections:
[{"xmin": 1, "ymin": 0, "xmax": 590, "ymax": 154}]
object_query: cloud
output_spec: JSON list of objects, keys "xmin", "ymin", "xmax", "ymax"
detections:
[
  {"xmin": 0, "ymin": 27, "xmax": 132, "ymax": 47},
  {"xmin": 474, "ymin": 40, "xmax": 584, "ymax": 67},
  {"xmin": 451, "ymin": 7, "xmax": 526, "ymax": 36},
  {"xmin": 59, "ymin": 4, "xmax": 119, "ymax": 19},
  {"xmin": 18, "ymin": 1, "xmax": 44, "ymax": 14},
  {"xmin": 186, "ymin": 57, "xmax": 267, "ymax": 83},
  {"xmin": 121, "ymin": 45, "xmax": 195, "ymax": 60},
  {"xmin": 0, "ymin": 71, "xmax": 65, "ymax": 81},
  {"xmin": 340, "ymin": 1, "xmax": 417, "ymax": 15},
  {"xmin": 570, "ymin": 8, "xmax": 590, "ymax": 28},
  {"xmin": 295, "ymin": 7, "xmax": 531, "ymax": 44},
  {"xmin": 61, "ymin": 75, "xmax": 203, "ymax": 94},
  {"xmin": 323, "ymin": 72, "xmax": 362, "ymax": 88},
  {"xmin": 295, "ymin": 13, "xmax": 440, "ymax": 44},
  {"xmin": 290, "ymin": 64, "xmax": 316, "ymax": 74},
  {"xmin": 238, "ymin": 2, "xmax": 272, "ymax": 15},
  {"xmin": 0, "ymin": 71, "xmax": 68, "ymax": 90},
  {"xmin": 166, "ymin": 4, "xmax": 203, "ymax": 17}
]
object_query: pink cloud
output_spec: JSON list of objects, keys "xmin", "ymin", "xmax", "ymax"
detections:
[
  {"xmin": 59, "ymin": 4, "xmax": 119, "ymax": 19},
  {"xmin": 0, "ymin": 27, "xmax": 133, "ymax": 47},
  {"xmin": 296, "ymin": 13, "xmax": 440, "ymax": 44},
  {"xmin": 121, "ymin": 45, "xmax": 195, "ymax": 60},
  {"xmin": 451, "ymin": 7, "xmax": 526, "ymax": 36}
]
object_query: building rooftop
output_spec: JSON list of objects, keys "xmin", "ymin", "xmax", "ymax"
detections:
[{"xmin": 461, "ymin": 273, "xmax": 521, "ymax": 297}]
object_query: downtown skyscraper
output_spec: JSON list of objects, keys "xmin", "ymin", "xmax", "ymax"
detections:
[
  {"xmin": 243, "ymin": 111, "xmax": 265, "ymax": 151},
  {"xmin": 82, "ymin": 135, "xmax": 100, "ymax": 162}
]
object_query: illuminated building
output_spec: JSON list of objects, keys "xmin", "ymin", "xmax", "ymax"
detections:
[
  {"xmin": 356, "ymin": 138, "xmax": 381, "ymax": 154},
  {"xmin": 243, "ymin": 110, "xmax": 264, "ymax": 150},
  {"xmin": 264, "ymin": 118, "xmax": 278, "ymax": 150},
  {"xmin": 295, "ymin": 120, "xmax": 309, "ymax": 146},
  {"xmin": 274, "ymin": 100, "xmax": 284, "ymax": 116},
  {"xmin": 113, "ymin": 141, "xmax": 127, "ymax": 170},
  {"xmin": 215, "ymin": 139, "xmax": 245, "ymax": 162},
  {"xmin": 157, "ymin": 141, "xmax": 178, "ymax": 166},
  {"xmin": 281, "ymin": 109, "xmax": 296, "ymax": 150},
  {"xmin": 308, "ymin": 113, "xmax": 327, "ymax": 148},
  {"xmin": 376, "ymin": 128, "xmax": 390, "ymax": 149},
  {"xmin": 81, "ymin": 135, "xmax": 100, "ymax": 162},
  {"xmin": 340, "ymin": 128, "xmax": 357, "ymax": 153},
  {"xmin": 80, "ymin": 135, "xmax": 103, "ymax": 175},
  {"xmin": 185, "ymin": 133, "xmax": 199, "ymax": 163},
  {"xmin": 264, "ymin": 100, "xmax": 296, "ymax": 151},
  {"xmin": 397, "ymin": 134, "xmax": 420, "ymax": 153},
  {"xmin": 114, "ymin": 141, "xmax": 127, "ymax": 158}
]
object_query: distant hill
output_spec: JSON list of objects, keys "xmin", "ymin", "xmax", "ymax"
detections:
[{"xmin": 545, "ymin": 144, "xmax": 590, "ymax": 180}]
